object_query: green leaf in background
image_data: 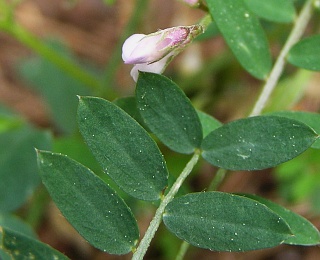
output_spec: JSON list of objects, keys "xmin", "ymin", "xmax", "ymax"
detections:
[
  {"xmin": 207, "ymin": 0, "xmax": 272, "ymax": 79},
  {"xmin": 163, "ymin": 192, "xmax": 292, "ymax": 252},
  {"xmin": 18, "ymin": 40, "xmax": 91, "ymax": 134},
  {"xmin": 0, "ymin": 214, "xmax": 36, "ymax": 239},
  {"xmin": 0, "ymin": 227, "xmax": 69, "ymax": 260},
  {"xmin": 103, "ymin": 0, "xmax": 116, "ymax": 5},
  {"xmin": 287, "ymin": 34, "xmax": 320, "ymax": 71},
  {"xmin": 37, "ymin": 151, "xmax": 139, "ymax": 254},
  {"xmin": 53, "ymin": 135, "xmax": 102, "ymax": 174},
  {"xmin": 136, "ymin": 72, "xmax": 203, "ymax": 154},
  {"xmin": 0, "ymin": 250, "xmax": 11, "ymax": 260},
  {"xmin": 274, "ymin": 148, "xmax": 320, "ymax": 212},
  {"xmin": 0, "ymin": 126, "xmax": 51, "ymax": 212},
  {"xmin": 78, "ymin": 96, "xmax": 168, "ymax": 201},
  {"xmin": 0, "ymin": 116, "xmax": 22, "ymax": 134},
  {"xmin": 267, "ymin": 111, "xmax": 320, "ymax": 149},
  {"xmin": 244, "ymin": 0, "xmax": 296, "ymax": 23},
  {"xmin": 196, "ymin": 110, "xmax": 222, "ymax": 138},
  {"xmin": 201, "ymin": 116, "xmax": 318, "ymax": 170},
  {"xmin": 0, "ymin": 106, "xmax": 23, "ymax": 134},
  {"xmin": 263, "ymin": 70, "xmax": 313, "ymax": 113},
  {"xmin": 238, "ymin": 194, "xmax": 320, "ymax": 246}
]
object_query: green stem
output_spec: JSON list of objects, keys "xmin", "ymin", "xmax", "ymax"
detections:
[
  {"xmin": 174, "ymin": 2, "xmax": 315, "ymax": 259},
  {"xmin": 249, "ymin": 0, "xmax": 314, "ymax": 117},
  {"xmin": 208, "ymin": 168, "xmax": 227, "ymax": 191},
  {"xmin": 198, "ymin": 13, "xmax": 212, "ymax": 30},
  {"xmin": 174, "ymin": 3, "xmax": 315, "ymax": 259},
  {"xmin": 132, "ymin": 150, "xmax": 201, "ymax": 260},
  {"xmin": 102, "ymin": 0, "xmax": 148, "ymax": 93},
  {"xmin": 0, "ymin": 17, "xmax": 105, "ymax": 94},
  {"xmin": 175, "ymin": 240, "xmax": 190, "ymax": 260}
]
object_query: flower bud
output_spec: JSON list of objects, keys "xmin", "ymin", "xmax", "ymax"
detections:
[{"xmin": 122, "ymin": 25, "xmax": 203, "ymax": 81}]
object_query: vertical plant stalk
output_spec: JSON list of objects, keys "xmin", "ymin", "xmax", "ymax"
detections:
[
  {"xmin": 0, "ymin": 21, "xmax": 104, "ymax": 94},
  {"xmin": 249, "ymin": 0, "xmax": 314, "ymax": 117},
  {"xmin": 132, "ymin": 150, "xmax": 201, "ymax": 260},
  {"xmin": 207, "ymin": 168, "xmax": 227, "ymax": 191},
  {"xmin": 175, "ymin": 3, "xmax": 315, "ymax": 257},
  {"xmin": 175, "ymin": 240, "xmax": 190, "ymax": 260},
  {"xmin": 102, "ymin": 0, "xmax": 148, "ymax": 92}
]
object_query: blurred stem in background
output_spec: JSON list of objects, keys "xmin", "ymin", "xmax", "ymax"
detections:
[
  {"xmin": 0, "ymin": 2, "xmax": 106, "ymax": 95},
  {"xmin": 102, "ymin": 0, "xmax": 148, "ymax": 95},
  {"xmin": 0, "ymin": 0, "xmax": 149, "ymax": 99},
  {"xmin": 249, "ymin": 0, "xmax": 314, "ymax": 116}
]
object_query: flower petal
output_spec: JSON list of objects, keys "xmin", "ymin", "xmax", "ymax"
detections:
[
  {"xmin": 131, "ymin": 53, "xmax": 174, "ymax": 82},
  {"xmin": 122, "ymin": 25, "xmax": 204, "ymax": 81},
  {"xmin": 128, "ymin": 35, "xmax": 164, "ymax": 64},
  {"xmin": 122, "ymin": 34, "xmax": 146, "ymax": 63}
]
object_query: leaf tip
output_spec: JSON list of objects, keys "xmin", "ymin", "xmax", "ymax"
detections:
[
  {"xmin": 35, "ymin": 149, "xmax": 44, "ymax": 159},
  {"xmin": 77, "ymin": 95, "xmax": 86, "ymax": 104},
  {"xmin": 77, "ymin": 95, "xmax": 93, "ymax": 104}
]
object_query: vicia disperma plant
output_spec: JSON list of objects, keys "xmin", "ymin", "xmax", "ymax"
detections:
[{"xmin": 1, "ymin": 0, "xmax": 320, "ymax": 259}]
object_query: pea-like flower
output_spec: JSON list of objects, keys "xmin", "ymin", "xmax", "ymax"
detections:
[{"xmin": 122, "ymin": 25, "xmax": 203, "ymax": 82}]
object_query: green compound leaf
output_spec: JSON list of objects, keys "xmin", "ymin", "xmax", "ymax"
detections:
[
  {"xmin": 267, "ymin": 111, "xmax": 320, "ymax": 149},
  {"xmin": 37, "ymin": 151, "xmax": 139, "ymax": 254},
  {"xmin": 136, "ymin": 72, "xmax": 203, "ymax": 154},
  {"xmin": 207, "ymin": 0, "xmax": 272, "ymax": 79},
  {"xmin": 238, "ymin": 194, "xmax": 320, "ymax": 246},
  {"xmin": 201, "ymin": 116, "xmax": 318, "ymax": 170},
  {"xmin": 288, "ymin": 35, "xmax": 320, "ymax": 71},
  {"xmin": 163, "ymin": 192, "xmax": 292, "ymax": 252},
  {"xmin": 244, "ymin": 0, "xmax": 295, "ymax": 23},
  {"xmin": 0, "ymin": 227, "xmax": 69, "ymax": 260},
  {"xmin": 78, "ymin": 96, "xmax": 168, "ymax": 201}
]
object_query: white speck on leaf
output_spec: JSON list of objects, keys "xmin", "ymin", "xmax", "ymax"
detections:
[{"xmin": 237, "ymin": 154, "xmax": 250, "ymax": 159}]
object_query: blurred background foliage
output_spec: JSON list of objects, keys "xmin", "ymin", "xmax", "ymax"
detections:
[{"xmin": 0, "ymin": 0, "xmax": 320, "ymax": 259}]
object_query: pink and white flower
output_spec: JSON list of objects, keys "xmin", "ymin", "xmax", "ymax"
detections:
[{"xmin": 122, "ymin": 25, "xmax": 203, "ymax": 82}]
